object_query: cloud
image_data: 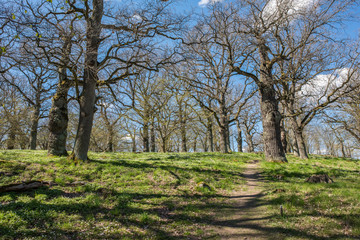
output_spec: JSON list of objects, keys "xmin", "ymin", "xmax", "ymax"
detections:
[
  {"xmin": 299, "ymin": 68, "xmax": 351, "ymax": 104},
  {"xmin": 263, "ymin": 0, "xmax": 317, "ymax": 21},
  {"xmin": 198, "ymin": 0, "xmax": 224, "ymax": 7}
]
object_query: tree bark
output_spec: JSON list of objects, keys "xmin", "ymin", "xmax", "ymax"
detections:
[
  {"xmin": 72, "ymin": 0, "xmax": 104, "ymax": 161},
  {"xmin": 180, "ymin": 117, "xmax": 187, "ymax": 152},
  {"xmin": 150, "ymin": 121, "xmax": 156, "ymax": 152},
  {"xmin": 236, "ymin": 120, "xmax": 243, "ymax": 152},
  {"xmin": 47, "ymin": 34, "xmax": 72, "ymax": 156},
  {"xmin": 47, "ymin": 79, "xmax": 70, "ymax": 156},
  {"xmin": 161, "ymin": 137, "xmax": 167, "ymax": 152},
  {"xmin": 106, "ymin": 126, "xmax": 114, "ymax": 152},
  {"xmin": 226, "ymin": 123, "xmax": 231, "ymax": 152},
  {"xmin": 29, "ymin": 104, "xmax": 40, "ymax": 150},
  {"xmin": 142, "ymin": 122, "xmax": 149, "ymax": 152},
  {"xmin": 258, "ymin": 44, "xmax": 287, "ymax": 162},
  {"xmin": 132, "ymin": 135, "xmax": 137, "ymax": 153},
  {"xmin": 193, "ymin": 136, "xmax": 197, "ymax": 152},
  {"xmin": 294, "ymin": 128, "xmax": 308, "ymax": 159},
  {"xmin": 280, "ymin": 125, "xmax": 287, "ymax": 154},
  {"xmin": 207, "ymin": 116, "xmax": 214, "ymax": 152},
  {"xmin": 219, "ymin": 126, "xmax": 228, "ymax": 153},
  {"xmin": 289, "ymin": 115, "xmax": 308, "ymax": 159},
  {"xmin": 7, "ymin": 129, "xmax": 16, "ymax": 150}
]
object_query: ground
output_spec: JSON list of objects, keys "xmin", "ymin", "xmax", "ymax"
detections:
[{"xmin": 0, "ymin": 151, "xmax": 359, "ymax": 239}]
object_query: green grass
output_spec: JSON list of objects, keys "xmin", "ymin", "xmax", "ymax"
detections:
[
  {"xmin": 0, "ymin": 150, "xmax": 252, "ymax": 239},
  {"xmin": 261, "ymin": 154, "xmax": 360, "ymax": 239},
  {"xmin": 1, "ymin": 151, "xmax": 359, "ymax": 239}
]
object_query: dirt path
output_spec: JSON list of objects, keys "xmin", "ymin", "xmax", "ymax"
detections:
[{"xmin": 212, "ymin": 160, "xmax": 278, "ymax": 240}]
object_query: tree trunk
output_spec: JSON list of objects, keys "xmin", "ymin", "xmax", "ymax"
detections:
[
  {"xmin": 294, "ymin": 128, "xmax": 308, "ymax": 159},
  {"xmin": 260, "ymin": 87, "xmax": 286, "ymax": 162},
  {"xmin": 72, "ymin": 0, "xmax": 104, "ymax": 161},
  {"xmin": 7, "ymin": 129, "xmax": 16, "ymax": 150},
  {"xmin": 226, "ymin": 123, "xmax": 231, "ymax": 152},
  {"xmin": 207, "ymin": 115, "xmax": 214, "ymax": 152},
  {"xmin": 142, "ymin": 122, "xmax": 149, "ymax": 152},
  {"xmin": 161, "ymin": 137, "xmax": 167, "ymax": 152},
  {"xmin": 48, "ymin": 33, "xmax": 72, "ymax": 156},
  {"xmin": 236, "ymin": 120, "xmax": 243, "ymax": 152},
  {"xmin": 132, "ymin": 136, "xmax": 137, "ymax": 153},
  {"xmin": 258, "ymin": 43, "xmax": 287, "ymax": 162},
  {"xmin": 193, "ymin": 136, "xmax": 197, "ymax": 152},
  {"xmin": 280, "ymin": 125, "xmax": 287, "ymax": 154},
  {"xmin": 106, "ymin": 126, "xmax": 114, "ymax": 152},
  {"xmin": 180, "ymin": 119, "xmax": 187, "ymax": 152},
  {"xmin": 219, "ymin": 127, "xmax": 228, "ymax": 154},
  {"xmin": 150, "ymin": 121, "xmax": 156, "ymax": 152},
  {"xmin": 289, "ymin": 115, "xmax": 308, "ymax": 159},
  {"xmin": 48, "ymin": 78, "xmax": 70, "ymax": 156},
  {"xmin": 29, "ymin": 104, "xmax": 40, "ymax": 150},
  {"xmin": 203, "ymin": 134, "xmax": 208, "ymax": 152}
]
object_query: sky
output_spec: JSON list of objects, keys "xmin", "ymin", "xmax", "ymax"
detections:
[{"xmin": 176, "ymin": 0, "xmax": 360, "ymax": 39}]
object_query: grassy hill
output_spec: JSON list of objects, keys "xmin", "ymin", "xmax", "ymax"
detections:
[{"xmin": 0, "ymin": 151, "xmax": 359, "ymax": 239}]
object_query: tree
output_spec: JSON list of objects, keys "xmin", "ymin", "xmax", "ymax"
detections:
[
  {"xmin": 180, "ymin": 10, "xmax": 256, "ymax": 153},
  {"xmin": 277, "ymin": 40, "xmax": 360, "ymax": 159},
  {"xmin": 199, "ymin": 0, "xmax": 356, "ymax": 161},
  {"xmin": 3, "ymin": 52, "xmax": 55, "ymax": 150}
]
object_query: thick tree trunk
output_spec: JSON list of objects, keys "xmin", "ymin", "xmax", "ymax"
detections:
[
  {"xmin": 260, "ymin": 86, "xmax": 286, "ymax": 162},
  {"xmin": 48, "ymin": 79, "xmax": 70, "ymax": 156},
  {"xmin": 47, "ymin": 33, "xmax": 72, "ymax": 156},
  {"xmin": 289, "ymin": 115, "xmax": 308, "ymax": 159},
  {"xmin": 219, "ymin": 126, "xmax": 228, "ymax": 153},
  {"xmin": 294, "ymin": 128, "xmax": 308, "ymax": 159},
  {"xmin": 29, "ymin": 104, "xmax": 40, "ymax": 150},
  {"xmin": 258, "ymin": 43, "xmax": 287, "ymax": 162},
  {"xmin": 150, "ymin": 121, "xmax": 156, "ymax": 152},
  {"xmin": 72, "ymin": 0, "xmax": 103, "ymax": 161},
  {"xmin": 219, "ymin": 112, "xmax": 228, "ymax": 153},
  {"xmin": 280, "ymin": 125, "xmax": 287, "ymax": 154},
  {"xmin": 236, "ymin": 120, "xmax": 243, "ymax": 152},
  {"xmin": 161, "ymin": 138, "xmax": 167, "ymax": 152}
]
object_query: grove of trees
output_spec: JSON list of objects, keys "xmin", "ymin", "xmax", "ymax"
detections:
[{"xmin": 0, "ymin": 0, "xmax": 359, "ymax": 162}]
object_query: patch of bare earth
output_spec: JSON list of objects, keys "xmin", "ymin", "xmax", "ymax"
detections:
[{"xmin": 211, "ymin": 160, "xmax": 281, "ymax": 240}]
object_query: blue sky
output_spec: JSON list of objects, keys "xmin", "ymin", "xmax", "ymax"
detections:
[{"xmin": 175, "ymin": 0, "xmax": 360, "ymax": 39}]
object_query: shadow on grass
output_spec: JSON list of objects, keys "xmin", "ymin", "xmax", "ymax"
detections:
[
  {"xmin": 1, "ymin": 185, "xmax": 358, "ymax": 239},
  {"xmin": 91, "ymin": 159, "xmax": 244, "ymax": 178}
]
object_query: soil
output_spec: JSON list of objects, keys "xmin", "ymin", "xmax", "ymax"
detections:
[{"xmin": 211, "ymin": 160, "xmax": 281, "ymax": 240}]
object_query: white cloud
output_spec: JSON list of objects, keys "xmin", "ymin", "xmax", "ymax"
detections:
[
  {"xmin": 263, "ymin": 0, "xmax": 317, "ymax": 21},
  {"xmin": 198, "ymin": 0, "xmax": 224, "ymax": 7},
  {"xmin": 299, "ymin": 68, "xmax": 351, "ymax": 104}
]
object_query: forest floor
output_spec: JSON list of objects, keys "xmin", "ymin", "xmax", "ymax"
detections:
[{"xmin": 0, "ymin": 151, "xmax": 359, "ymax": 239}]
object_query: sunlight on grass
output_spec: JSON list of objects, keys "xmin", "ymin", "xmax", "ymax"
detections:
[
  {"xmin": 261, "ymin": 154, "xmax": 360, "ymax": 239},
  {"xmin": 0, "ymin": 150, "xmax": 250, "ymax": 239}
]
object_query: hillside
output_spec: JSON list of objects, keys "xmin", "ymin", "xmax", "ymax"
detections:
[{"xmin": 0, "ymin": 151, "xmax": 359, "ymax": 239}]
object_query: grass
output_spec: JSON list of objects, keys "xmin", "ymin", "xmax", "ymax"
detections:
[
  {"xmin": 0, "ymin": 150, "xmax": 252, "ymax": 239},
  {"xmin": 261, "ymin": 154, "xmax": 360, "ymax": 239},
  {"xmin": 1, "ymin": 151, "xmax": 359, "ymax": 239}
]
